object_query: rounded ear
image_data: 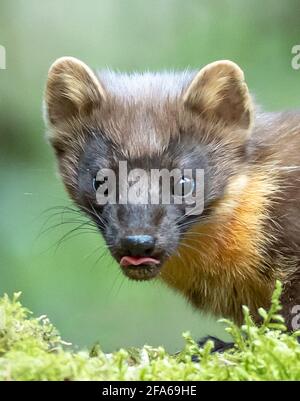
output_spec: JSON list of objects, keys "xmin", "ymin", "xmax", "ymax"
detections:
[
  {"xmin": 44, "ymin": 57, "xmax": 106, "ymax": 126},
  {"xmin": 183, "ymin": 60, "xmax": 253, "ymax": 130}
]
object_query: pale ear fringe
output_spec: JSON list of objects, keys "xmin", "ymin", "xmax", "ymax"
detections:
[
  {"xmin": 183, "ymin": 60, "xmax": 245, "ymax": 104},
  {"xmin": 44, "ymin": 56, "xmax": 107, "ymax": 127},
  {"xmin": 47, "ymin": 56, "xmax": 107, "ymax": 101},
  {"xmin": 183, "ymin": 60, "xmax": 253, "ymax": 130}
]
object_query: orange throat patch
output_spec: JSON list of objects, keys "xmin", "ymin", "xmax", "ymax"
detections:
[{"xmin": 160, "ymin": 170, "xmax": 279, "ymax": 324}]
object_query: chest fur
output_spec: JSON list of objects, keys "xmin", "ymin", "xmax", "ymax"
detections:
[{"xmin": 160, "ymin": 172, "xmax": 279, "ymax": 323}]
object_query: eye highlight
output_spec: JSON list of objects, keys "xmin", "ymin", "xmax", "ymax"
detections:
[{"xmin": 172, "ymin": 175, "xmax": 195, "ymax": 198}]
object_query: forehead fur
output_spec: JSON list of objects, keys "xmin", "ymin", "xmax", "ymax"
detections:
[
  {"xmin": 46, "ymin": 60, "xmax": 252, "ymax": 177},
  {"xmin": 98, "ymin": 70, "xmax": 196, "ymax": 102},
  {"xmin": 89, "ymin": 70, "xmax": 198, "ymax": 159}
]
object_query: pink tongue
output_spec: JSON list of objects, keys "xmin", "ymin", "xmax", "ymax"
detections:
[{"xmin": 120, "ymin": 256, "xmax": 160, "ymax": 267}]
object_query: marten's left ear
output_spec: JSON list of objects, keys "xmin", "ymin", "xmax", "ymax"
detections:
[
  {"xmin": 44, "ymin": 57, "xmax": 106, "ymax": 126},
  {"xmin": 183, "ymin": 60, "xmax": 253, "ymax": 130}
]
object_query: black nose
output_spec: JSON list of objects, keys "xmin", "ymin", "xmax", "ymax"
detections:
[{"xmin": 120, "ymin": 235, "xmax": 156, "ymax": 256}]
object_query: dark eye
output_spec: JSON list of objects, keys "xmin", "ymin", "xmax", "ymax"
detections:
[
  {"xmin": 93, "ymin": 176, "xmax": 108, "ymax": 195},
  {"xmin": 172, "ymin": 176, "xmax": 195, "ymax": 197}
]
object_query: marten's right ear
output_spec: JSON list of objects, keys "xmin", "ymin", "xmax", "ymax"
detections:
[
  {"xmin": 44, "ymin": 57, "xmax": 106, "ymax": 126},
  {"xmin": 183, "ymin": 60, "xmax": 253, "ymax": 131}
]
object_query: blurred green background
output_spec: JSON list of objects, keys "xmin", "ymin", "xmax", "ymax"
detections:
[{"xmin": 0, "ymin": 0, "xmax": 299, "ymax": 353}]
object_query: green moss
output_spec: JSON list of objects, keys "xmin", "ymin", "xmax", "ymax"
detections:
[{"xmin": 0, "ymin": 282, "xmax": 299, "ymax": 381}]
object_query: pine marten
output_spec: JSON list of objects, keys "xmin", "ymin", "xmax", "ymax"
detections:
[{"xmin": 43, "ymin": 57, "xmax": 300, "ymax": 346}]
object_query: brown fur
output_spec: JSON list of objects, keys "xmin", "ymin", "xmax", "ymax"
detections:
[
  {"xmin": 44, "ymin": 57, "xmax": 300, "ymax": 331},
  {"xmin": 183, "ymin": 60, "xmax": 253, "ymax": 130},
  {"xmin": 161, "ymin": 170, "xmax": 280, "ymax": 324}
]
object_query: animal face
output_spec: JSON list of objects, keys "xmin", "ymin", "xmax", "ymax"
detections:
[{"xmin": 44, "ymin": 57, "xmax": 253, "ymax": 280}]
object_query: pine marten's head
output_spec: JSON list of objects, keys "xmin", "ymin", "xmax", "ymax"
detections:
[{"xmin": 44, "ymin": 57, "xmax": 253, "ymax": 281}]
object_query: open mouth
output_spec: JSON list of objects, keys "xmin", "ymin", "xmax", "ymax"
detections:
[
  {"xmin": 120, "ymin": 256, "xmax": 160, "ymax": 267},
  {"xmin": 119, "ymin": 256, "xmax": 162, "ymax": 280}
]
